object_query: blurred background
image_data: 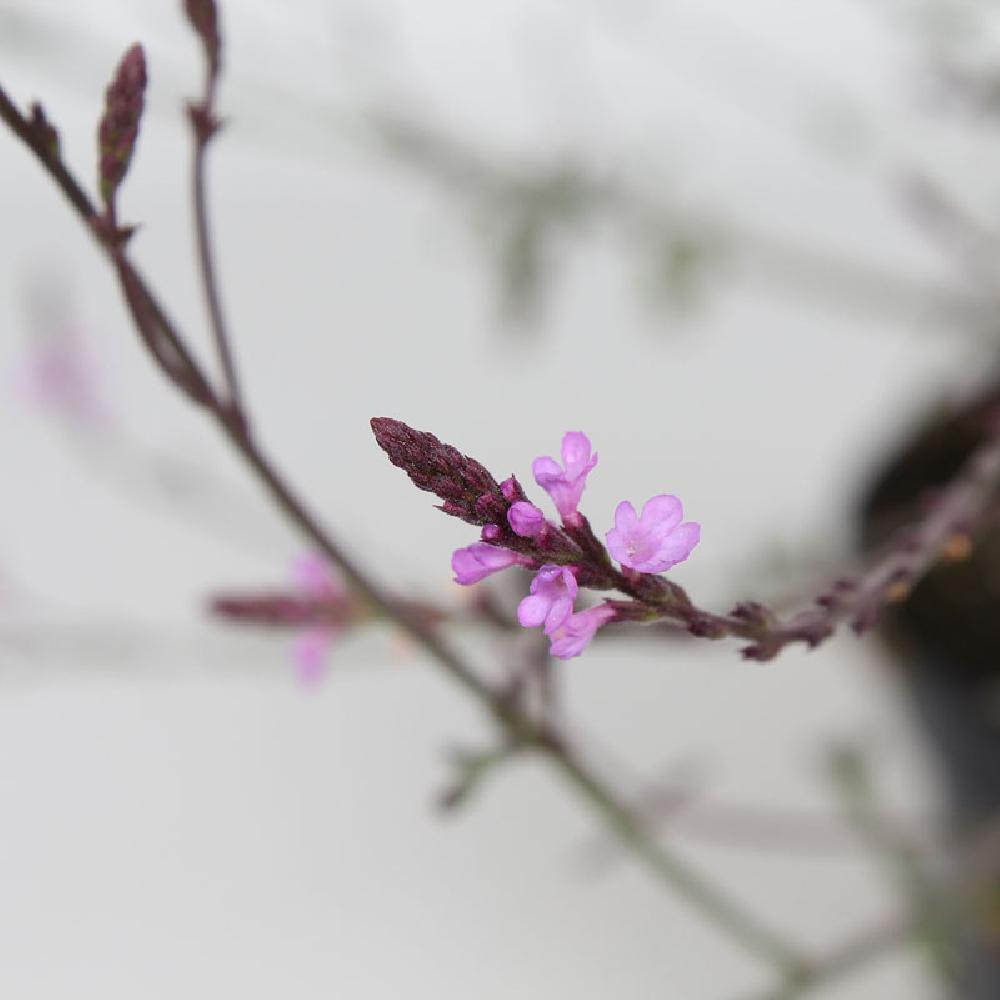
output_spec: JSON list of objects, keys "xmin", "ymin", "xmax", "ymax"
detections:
[{"xmin": 0, "ymin": 1, "xmax": 997, "ymax": 997}]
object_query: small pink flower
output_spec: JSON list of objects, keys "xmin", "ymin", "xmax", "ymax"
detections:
[
  {"xmin": 19, "ymin": 332, "xmax": 106, "ymax": 424},
  {"xmin": 290, "ymin": 553, "xmax": 345, "ymax": 687},
  {"xmin": 549, "ymin": 604, "xmax": 617, "ymax": 660},
  {"xmin": 507, "ymin": 501, "xmax": 546, "ymax": 538},
  {"xmin": 452, "ymin": 542, "xmax": 522, "ymax": 585},
  {"xmin": 517, "ymin": 564, "xmax": 578, "ymax": 634},
  {"xmin": 532, "ymin": 432, "xmax": 597, "ymax": 521},
  {"xmin": 293, "ymin": 626, "xmax": 334, "ymax": 687},
  {"xmin": 606, "ymin": 495, "xmax": 700, "ymax": 573}
]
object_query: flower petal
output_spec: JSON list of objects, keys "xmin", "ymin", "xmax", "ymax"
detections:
[
  {"xmin": 561, "ymin": 431, "xmax": 592, "ymax": 472},
  {"xmin": 518, "ymin": 593, "xmax": 550, "ymax": 628},
  {"xmin": 293, "ymin": 627, "xmax": 332, "ymax": 687},
  {"xmin": 548, "ymin": 604, "xmax": 616, "ymax": 659},
  {"xmin": 452, "ymin": 543, "xmax": 519, "ymax": 585},
  {"xmin": 650, "ymin": 521, "xmax": 701, "ymax": 572},
  {"xmin": 531, "ymin": 456, "xmax": 562, "ymax": 487},
  {"xmin": 544, "ymin": 595, "xmax": 574, "ymax": 634},
  {"xmin": 613, "ymin": 500, "xmax": 638, "ymax": 533},
  {"xmin": 640, "ymin": 494, "xmax": 683, "ymax": 533}
]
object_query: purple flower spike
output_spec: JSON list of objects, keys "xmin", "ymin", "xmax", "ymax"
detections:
[
  {"xmin": 517, "ymin": 564, "xmax": 578, "ymax": 634},
  {"xmin": 508, "ymin": 501, "xmax": 545, "ymax": 538},
  {"xmin": 549, "ymin": 604, "xmax": 617, "ymax": 660},
  {"xmin": 452, "ymin": 542, "xmax": 521, "ymax": 585},
  {"xmin": 606, "ymin": 495, "xmax": 700, "ymax": 573},
  {"xmin": 532, "ymin": 432, "xmax": 597, "ymax": 521}
]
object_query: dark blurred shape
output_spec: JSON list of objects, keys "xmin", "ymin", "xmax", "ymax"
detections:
[
  {"xmin": 861, "ymin": 383, "xmax": 1000, "ymax": 687},
  {"xmin": 860, "ymin": 377, "xmax": 1000, "ymax": 997}
]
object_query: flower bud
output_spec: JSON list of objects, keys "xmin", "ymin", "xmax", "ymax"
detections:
[
  {"xmin": 507, "ymin": 501, "xmax": 545, "ymax": 538},
  {"xmin": 97, "ymin": 44, "xmax": 147, "ymax": 208},
  {"xmin": 183, "ymin": 0, "xmax": 221, "ymax": 80}
]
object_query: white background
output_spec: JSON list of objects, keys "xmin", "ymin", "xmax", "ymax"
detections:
[{"xmin": 0, "ymin": 1, "xmax": 990, "ymax": 997}]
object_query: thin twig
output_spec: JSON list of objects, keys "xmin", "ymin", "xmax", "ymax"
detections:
[
  {"xmin": 738, "ymin": 819, "xmax": 1000, "ymax": 1000},
  {"xmin": 189, "ymin": 64, "xmax": 245, "ymax": 428},
  {"xmin": 828, "ymin": 745, "xmax": 957, "ymax": 987}
]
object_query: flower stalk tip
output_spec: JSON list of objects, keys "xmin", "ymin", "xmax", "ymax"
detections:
[
  {"xmin": 183, "ymin": 0, "xmax": 222, "ymax": 81},
  {"xmin": 371, "ymin": 418, "xmax": 504, "ymax": 526},
  {"xmin": 97, "ymin": 43, "xmax": 147, "ymax": 210}
]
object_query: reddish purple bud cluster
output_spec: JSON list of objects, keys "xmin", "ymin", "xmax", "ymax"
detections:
[
  {"xmin": 97, "ymin": 43, "xmax": 147, "ymax": 208},
  {"xmin": 371, "ymin": 417, "xmax": 508, "ymax": 527}
]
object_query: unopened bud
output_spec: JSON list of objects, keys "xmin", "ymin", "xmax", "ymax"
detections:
[
  {"xmin": 97, "ymin": 44, "xmax": 147, "ymax": 208},
  {"xmin": 183, "ymin": 0, "xmax": 221, "ymax": 79},
  {"xmin": 372, "ymin": 418, "xmax": 503, "ymax": 526},
  {"xmin": 28, "ymin": 103, "xmax": 60, "ymax": 160}
]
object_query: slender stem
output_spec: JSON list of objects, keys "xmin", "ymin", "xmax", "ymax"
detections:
[
  {"xmin": 0, "ymin": 81, "xmax": 798, "ymax": 972},
  {"xmin": 0, "ymin": 87, "xmax": 95, "ymax": 220},
  {"xmin": 829, "ymin": 748, "xmax": 957, "ymax": 986},
  {"xmin": 549, "ymin": 741, "xmax": 806, "ymax": 974},
  {"xmin": 739, "ymin": 819, "xmax": 1000, "ymax": 1000},
  {"xmin": 190, "ymin": 76, "xmax": 245, "ymax": 424},
  {"xmin": 229, "ymin": 426, "xmax": 498, "ymax": 704}
]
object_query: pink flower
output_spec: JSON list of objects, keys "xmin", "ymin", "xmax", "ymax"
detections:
[
  {"xmin": 507, "ymin": 501, "xmax": 546, "ymax": 538},
  {"xmin": 293, "ymin": 552, "xmax": 345, "ymax": 600},
  {"xmin": 517, "ymin": 564, "xmax": 578, "ymax": 634},
  {"xmin": 549, "ymin": 604, "xmax": 617, "ymax": 660},
  {"xmin": 293, "ymin": 627, "xmax": 333, "ymax": 687},
  {"xmin": 532, "ymin": 432, "xmax": 597, "ymax": 521},
  {"xmin": 606, "ymin": 495, "xmax": 700, "ymax": 573},
  {"xmin": 452, "ymin": 542, "xmax": 522, "ymax": 585},
  {"xmin": 19, "ymin": 331, "xmax": 106, "ymax": 424},
  {"xmin": 290, "ymin": 553, "xmax": 346, "ymax": 687}
]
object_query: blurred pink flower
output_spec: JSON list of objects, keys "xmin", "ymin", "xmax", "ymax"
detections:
[
  {"xmin": 293, "ymin": 627, "xmax": 333, "ymax": 688},
  {"xmin": 19, "ymin": 330, "xmax": 106, "ymax": 424},
  {"xmin": 289, "ymin": 553, "xmax": 346, "ymax": 687}
]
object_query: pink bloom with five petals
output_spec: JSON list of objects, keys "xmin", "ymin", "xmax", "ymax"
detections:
[
  {"xmin": 517, "ymin": 564, "xmax": 578, "ymax": 634},
  {"xmin": 606, "ymin": 495, "xmax": 700, "ymax": 573},
  {"xmin": 532, "ymin": 432, "xmax": 597, "ymax": 521}
]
